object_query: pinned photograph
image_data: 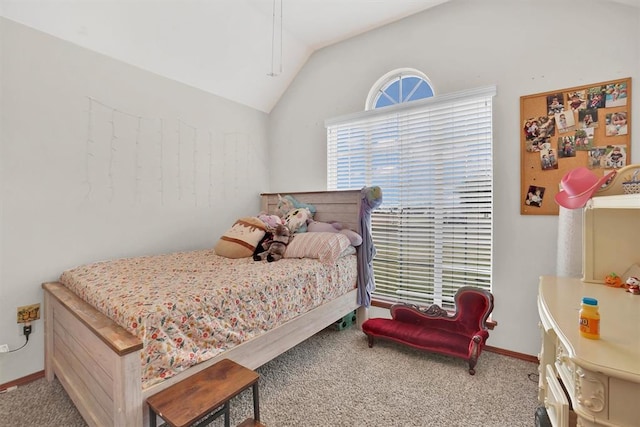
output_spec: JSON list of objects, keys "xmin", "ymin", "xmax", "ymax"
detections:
[
  {"xmin": 567, "ymin": 90, "xmax": 586, "ymax": 110},
  {"xmin": 588, "ymin": 147, "xmax": 607, "ymax": 169},
  {"xmin": 537, "ymin": 115, "xmax": 555, "ymax": 138},
  {"xmin": 525, "ymin": 115, "xmax": 555, "ymax": 152},
  {"xmin": 540, "ymin": 146, "xmax": 558, "ymax": 170},
  {"xmin": 555, "ymin": 111, "xmax": 575, "ymax": 133},
  {"xmin": 525, "ymin": 185, "xmax": 545, "ymax": 207},
  {"xmin": 574, "ymin": 128, "xmax": 594, "ymax": 151},
  {"xmin": 587, "ymin": 86, "xmax": 605, "ymax": 108},
  {"xmin": 558, "ymin": 135, "xmax": 576, "ymax": 158},
  {"xmin": 605, "ymin": 82, "xmax": 627, "ymax": 107},
  {"xmin": 526, "ymin": 136, "xmax": 550, "ymax": 153},
  {"xmin": 547, "ymin": 93, "xmax": 565, "ymax": 115},
  {"xmin": 523, "ymin": 117, "xmax": 540, "ymax": 140},
  {"xmin": 579, "ymin": 109, "xmax": 598, "ymax": 129},
  {"xmin": 604, "ymin": 145, "xmax": 626, "ymax": 169},
  {"xmin": 605, "ymin": 111, "xmax": 628, "ymax": 136}
]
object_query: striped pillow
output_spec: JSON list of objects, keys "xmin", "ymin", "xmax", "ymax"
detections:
[{"xmin": 284, "ymin": 232, "xmax": 352, "ymax": 265}]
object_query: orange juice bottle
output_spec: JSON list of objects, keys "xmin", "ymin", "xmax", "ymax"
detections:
[{"xmin": 579, "ymin": 297, "xmax": 600, "ymax": 339}]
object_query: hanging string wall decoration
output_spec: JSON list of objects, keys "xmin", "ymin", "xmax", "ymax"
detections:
[
  {"xmin": 192, "ymin": 126, "xmax": 198, "ymax": 204},
  {"xmin": 134, "ymin": 116, "xmax": 142, "ymax": 203},
  {"xmin": 208, "ymin": 130, "xmax": 215, "ymax": 208},
  {"xmin": 176, "ymin": 120, "xmax": 183, "ymax": 200},
  {"xmin": 108, "ymin": 108, "xmax": 119, "ymax": 201},
  {"xmin": 84, "ymin": 96, "xmax": 257, "ymax": 207},
  {"xmin": 221, "ymin": 130, "xmax": 228, "ymax": 201},
  {"xmin": 159, "ymin": 118, "xmax": 165, "ymax": 206},
  {"xmin": 84, "ymin": 97, "xmax": 95, "ymax": 198},
  {"xmin": 177, "ymin": 119, "xmax": 199, "ymax": 206},
  {"xmin": 223, "ymin": 132, "xmax": 242, "ymax": 198},
  {"xmin": 86, "ymin": 97, "xmax": 145, "ymax": 203},
  {"xmin": 222, "ymin": 132, "xmax": 254, "ymax": 197}
]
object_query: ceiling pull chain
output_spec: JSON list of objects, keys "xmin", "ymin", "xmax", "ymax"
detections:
[{"xmin": 268, "ymin": 0, "xmax": 283, "ymax": 77}]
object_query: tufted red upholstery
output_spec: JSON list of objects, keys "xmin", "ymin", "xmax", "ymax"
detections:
[{"xmin": 362, "ymin": 286, "xmax": 494, "ymax": 374}]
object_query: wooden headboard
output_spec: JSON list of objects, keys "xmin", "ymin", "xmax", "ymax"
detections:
[{"xmin": 260, "ymin": 190, "xmax": 362, "ymax": 234}]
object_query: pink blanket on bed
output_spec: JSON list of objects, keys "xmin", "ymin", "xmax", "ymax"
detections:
[{"xmin": 60, "ymin": 249, "xmax": 356, "ymax": 389}]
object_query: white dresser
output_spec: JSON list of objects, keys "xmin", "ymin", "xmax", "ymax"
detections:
[
  {"xmin": 538, "ymin": 277, "xmax": 640, "ymax": 426},
  {"xmin": 538, "ymin": 166, "xmax": 640, "ymax": 427}
]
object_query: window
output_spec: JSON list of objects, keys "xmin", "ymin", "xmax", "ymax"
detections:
[
  {"xmin": 327, "ymin": 79, "xmax": 495, "ymax": 309},
  {"xmin": 365, "ymin": 68, "xmax": 434, "ymax": 110}
]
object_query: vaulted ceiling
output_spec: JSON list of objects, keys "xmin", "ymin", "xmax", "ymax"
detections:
[{"xmin": 1, "ymin": 0, "xmax": 638, "ymax": 113}]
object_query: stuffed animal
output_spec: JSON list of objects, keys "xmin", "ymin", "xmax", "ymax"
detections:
[
  {"xmin": 257, "ymin": 213, "xmax": 284, "ymax": 229},
  {"xmin": 307, "ymin": 220, "xmax": 363, "ymax": 247},
  {"xmin": 283, "ymin": 207, "xmax": 313, "ymax": 234},
  {"xmin": 277, "ymin": 194, "xmax": 317, "ymax": 217},
  {"xmin": 363, "ymin": 186, "xmax": 383, "ymax": 208},
  {"xmin": 625, "ymin": 276, "xmax": 640, "ymax": 295},
  {"xmin": 276, "ymin": 195, "xmax": 295, "ymax": 217},
  {"xmin": 254, "ymin": 224, "xmax": 291, "ymax": 262}
]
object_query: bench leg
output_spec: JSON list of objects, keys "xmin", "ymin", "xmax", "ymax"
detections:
[
  {"xmin": 148, "ymin": 407, "xmax": 157, "ymax": 427},
  {"xmin": 224, "ymin": 401, "xmax": 230, "ymax": 427},
  {"xmin": 252, "ymin": 382, "xmax": 260, "ymax": 422}
]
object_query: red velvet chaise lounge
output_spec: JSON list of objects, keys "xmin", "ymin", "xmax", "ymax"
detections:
[{"xmin": 362, "ymin": 286, "xmax": 494, "ymax": 375}]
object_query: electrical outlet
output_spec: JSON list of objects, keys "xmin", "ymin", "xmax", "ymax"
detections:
[
  {"xmin": 17, "ymin": 303, "xmax": 40, "ymax": 324},
  {"xmin": 18, "ymin": 323, "xmax": 34, "ymax": 336},
  {"xmin": 0, "ymin": 344, "xmax": 9, "ymax": 353}
]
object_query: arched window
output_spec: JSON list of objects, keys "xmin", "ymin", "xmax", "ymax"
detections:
[{"xmin": 365, "ymin": 68, "xmax": 434, "ymax": 110}]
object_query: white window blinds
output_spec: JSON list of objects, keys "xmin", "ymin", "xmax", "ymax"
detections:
[{"xmin": 326, "ymin": 86, "xmax": 495, "ymax": 308}]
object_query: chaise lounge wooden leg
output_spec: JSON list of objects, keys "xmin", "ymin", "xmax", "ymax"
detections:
[
  {"xmin": 367, "ymin": 334, "xmax": 374, "ymax": 348},
  {"xmin": 468, "ymin": 335, "xmax": 482, "ymax": 375}
]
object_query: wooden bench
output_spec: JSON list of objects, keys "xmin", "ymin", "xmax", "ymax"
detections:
[{"xmin": 147, "ymin": 359, "xmax": 263, "ymax": 427}]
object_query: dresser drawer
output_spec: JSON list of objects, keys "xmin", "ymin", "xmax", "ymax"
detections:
[
  {"xmin": 554, "ymin": 339, "xmax": 576, "ymax": 403},
  {"xmin": 544, "ymin": 364, "xmax": 569, "ymax": 427}
]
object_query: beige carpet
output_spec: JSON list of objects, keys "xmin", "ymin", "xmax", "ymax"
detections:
[{"xmin": 1, "ymin": 326, "xmax": 540, "ymax": 426}]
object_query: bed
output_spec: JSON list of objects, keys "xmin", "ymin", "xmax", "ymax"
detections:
[{"xmin": 42, "ymin": 190, "xmax": 368, "ymax": 427}]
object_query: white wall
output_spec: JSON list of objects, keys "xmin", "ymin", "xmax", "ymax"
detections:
[
  {"xmin": 268, "ymin": 0, "xmax": 640, "ymax": 356},
  {"xmin": 1, "ymin": 0, "xmax": 639, "ymax": 386},
  {"xmin": 0, "ymin": 18, "xmax": 269, "ymax": 384}
]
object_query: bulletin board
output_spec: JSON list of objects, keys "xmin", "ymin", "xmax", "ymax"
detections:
[{"xmin": 520, "ymin": 77, "xmax": 631, "ymax": 215}]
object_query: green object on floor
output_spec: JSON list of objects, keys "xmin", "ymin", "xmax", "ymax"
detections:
[{"xmin": 332, "ymin": 310, "xmax": 356, "ymax": 330}]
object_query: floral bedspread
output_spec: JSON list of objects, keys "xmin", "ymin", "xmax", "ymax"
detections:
[{"xmin": 59, "ymin": 249, "xmax": 357, "ymax": 389}]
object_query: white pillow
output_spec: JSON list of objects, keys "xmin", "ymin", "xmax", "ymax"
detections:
[{"xmin": 284, "ymin": 232, "xmax": 352, "ymax": 265}]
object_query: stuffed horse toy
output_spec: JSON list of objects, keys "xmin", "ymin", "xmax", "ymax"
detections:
[{"xmin": 254, "ymin": 224, "xmax": 291, "ymax": 262}]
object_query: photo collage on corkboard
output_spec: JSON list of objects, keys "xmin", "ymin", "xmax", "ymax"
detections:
[{"xmin": 520, "ymin": 78, "xmax": 631, "ymax": 215}]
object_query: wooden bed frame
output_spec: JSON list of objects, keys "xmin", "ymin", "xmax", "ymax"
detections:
[{"xmin": 42, "ymin": 190, "xmax": 367, "ymax": 427}]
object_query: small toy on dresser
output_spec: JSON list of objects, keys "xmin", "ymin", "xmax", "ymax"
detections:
[
  {"xmin": 625, "ymin": 276, "xmax": 640, "ymax": 295},
  {"xmin": 604, "ymin": 272, "xmax": 624, "ymax": 288}
]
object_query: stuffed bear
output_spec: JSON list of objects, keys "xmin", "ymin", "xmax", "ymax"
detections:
[
  {"xmin": 253, "ymin": 224, "xmax": 291, "ymax": 262},
  {"xmin": 307, "ymin": 220, "xmax": 363, "ymax": 247}
]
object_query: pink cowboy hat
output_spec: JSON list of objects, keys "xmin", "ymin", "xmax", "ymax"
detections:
[{"xmin": 555, "ymin": 167, "xmax": 617, "ymax": 209}]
